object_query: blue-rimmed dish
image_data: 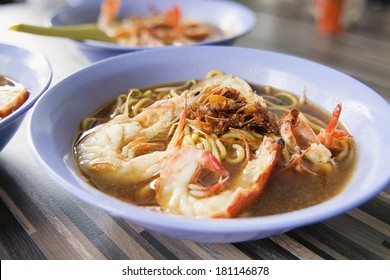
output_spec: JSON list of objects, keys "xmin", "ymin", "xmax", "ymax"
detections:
[{"xmin": 50, "ymin": 0, "xmax": 256, "ymax": 52}]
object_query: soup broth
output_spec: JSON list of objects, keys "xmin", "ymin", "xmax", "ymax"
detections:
[{"xmin": 74, "ymin": 72, "xmax": 357, "ymax": 218}]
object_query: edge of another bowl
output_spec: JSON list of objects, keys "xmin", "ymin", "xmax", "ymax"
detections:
[{"xmin": 49, "ymin": 0, "xmax": 257, "ymax": 52}]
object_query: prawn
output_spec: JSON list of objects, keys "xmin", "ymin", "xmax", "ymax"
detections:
[
  {"xmin": 97, "ymin": 0, "xmax": 121, "ymax": 29},
  {"xmin": 280, "ymin": 103, "xmax": 352, "ymax": 173},
  {"xmin": 75, "ymin": 94, "xmax": 188, "ymax": 188},
  {"xmin": 155, "ymin": 136, "xmax": 283, "ymax": 218},
  {"xmin": 318, "ymin": 103, "xmax": 353, "ymax": 151}
]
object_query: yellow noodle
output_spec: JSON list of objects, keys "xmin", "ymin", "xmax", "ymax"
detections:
[
  {"xmin": 221, "ymin": 130, "xmax": 259, "ymax": 149},
  {"xmin": 249, "ymin": 130, "xmax": 264, "ymax": 139},
  {"xmin": 195, "ymin": 143, "xmax": 204, "ymax": 150},
  {"xmin": 264, "ymin": 86, "xmax": 272, "ymax": 94},
  {"xmin": 335, "ymin": 140, "xmax": 350, "ymax": 161},
  {"xmin": 132, "ymin": 97, "xmax": 154, "ymax": 116},
  {"xmin": 191, "ymin": 132, "xmax": 199, "ymax": 142},
  {"xmin": 197, "ymin": 137, "xmax": 212, "ymax": 151},
  {"xmin": 128, "ymin": 88, "xmax": 143, "ymax": 99},
  {"xmin": 183, "ymin": 134, "xmax": 195, "ymax": 147},
  {"xmin": 305, "ymin": 114, "xmax": 327, "ymax": 129},
  {"xmin": 215, "ymin": 138, "xmax": 227, "ymax": 160},
  {"xmin": 118, "ymin": 93, "xmax": 128, "ymax": 98},
  {"xmin": 226, "ymin": 144, "xmax": 246, "ymax": 163},
  {"xmin": 208, "ymin": 137, "xmax": 221, "ymax": 162},
  {"xmin": 265, "ymin": 104, "xmax": 291, "ymax": 114},
  {"xmin": 274, "ymin": 92, "xmax": 298, "ymax": 108},
  {"xmin": 123, "ymin": 90, "xmax": 133, "ymax": 117},
  {"xmin": 117, "ymin": 93, "xmax": 128, "ymax": 102},
  {"xmin": 153, "ymin": 79, "xmax": 196, "ymax": 93},
  {"xmin": 221, "ymin": 130, "xmax": 256, "ymax": 141},
  {"xmin": 182, "ymin": 127, "xmax": 243, "ymax": 162},
  {"xmin": 263, "ymin": 95, "xmax": 282, "ymax": 103},
  {"xmin": 206, "ymin": 70, "xmax": 223, "ymax": 78},
  {"xmin": 299, "ymin": 113, "xmax": 326, "ymax": 133},
  {"xmin": 110, "ymin": 94, "xmax": 127, "ymax": 116},
  {"xmin": 169, "ymin": 89, "xmax": 180, "ymax": 97},
  {"xmin": 167, "ymin": 122, "xmax": 179, "ymax": 138},
  {"xmin": 184, "ymin": 124, "xmax": 191, "ymax": 135},
  {"xmin": 118, "ymin": 99, "xmax": 139, "ymax": 115},
  {"xmin": 174, "ymin": 124, "xmax": 227, "ymax": 161},
  {"xmin": 183, "ymin": 125, "xmax": 196, "ymax": 147},
  {"xmin": 344, "ymin": 142, "xmax": 356, "ymax": 165},
  {"xmin": 80, "ymin": 117, "xmax": 96, "ymax": 131},
  {"xmin": 264, "ymin": 91, "xmax": 299, "ymax": 109},
  {"xmin": 156, "ymin": 91, "xmax": 170, "ymax": 100},
  {"xmin": 137, "ymin": 184, "xmax": 154, "ymax": 200},
  {"xmin": 142, "ymin": 89, "xmax": 154, "ymax": 97}
]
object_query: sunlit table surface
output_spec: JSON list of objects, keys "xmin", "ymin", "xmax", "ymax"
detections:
[{"xmin": 0, "ymin": 0, "xmax": 389, "ymax": 260}]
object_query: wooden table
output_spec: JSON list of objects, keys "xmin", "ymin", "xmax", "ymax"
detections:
[{"xmin": 0, "ymin": 0, "xmax": 389, "ymax": 260}]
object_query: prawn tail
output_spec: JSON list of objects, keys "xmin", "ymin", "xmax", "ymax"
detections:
[
  {"xmin": 98, "ymin": 0, "xmax": 121, "ymax": 28},
  {"xmin": 318, "ymin": 103, "xmax": 352, "ymax": 148},
  {"xmin": 164, "ymin": 4, "xmax": 181, "ymax": 27}
]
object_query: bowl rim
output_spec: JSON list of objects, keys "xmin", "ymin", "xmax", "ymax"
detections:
[
  {"xmin": 0, "ymin": 43, "xmax": 52, "ymax": 128},
  {"xmin": 27, "ymin": 46, "xmax": 390, "ymax": 237},
  {"xmin": 48, "ymin": 0, "xmax": 257, "ymax": 51}
]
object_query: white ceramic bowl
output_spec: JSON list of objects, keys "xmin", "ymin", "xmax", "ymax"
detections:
[
  {"xmin": 28, "ymin": 46, "xmax": 390, "ymax": 243},
  {"xmin": 0, "ymin": 43, "xmax": 52, "ymax": 151},
  {"xmin": 50, "ymin": 0, "xmax": 256, "ymax": 52}
]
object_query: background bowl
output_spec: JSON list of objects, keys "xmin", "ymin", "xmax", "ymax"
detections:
[
  {"xmin": 66, "ymin": 0, "xmax": 234, "ymax": 5},
  {"xmin": 0, "ymin": 43, "xmax": 52, "ymax": 152},
  {"xmin": 28, "ymin": 46, "xmax": 390, "ymax": 243},
  {"xmin": 50, "ymin": 0, "xmax": 256, "ymax": 53}
]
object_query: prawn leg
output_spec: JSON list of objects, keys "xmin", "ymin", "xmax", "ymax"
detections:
[{"xmin": 189, "ymin": 176, "xmax": 229, "ymax": 198}]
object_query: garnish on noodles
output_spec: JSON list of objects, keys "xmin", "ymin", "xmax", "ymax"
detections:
[
  {"xmin": 74, "ymin": 70, "xmax": 356, "ymax": 218},
  {"xmin": 97, "ymin": 0, "xmax": 227, "ymax": 47}
]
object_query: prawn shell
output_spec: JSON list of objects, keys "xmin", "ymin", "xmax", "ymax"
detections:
[{"xmin": 212, "ymin": 137, "xmax": 282, "ymax": 218}]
